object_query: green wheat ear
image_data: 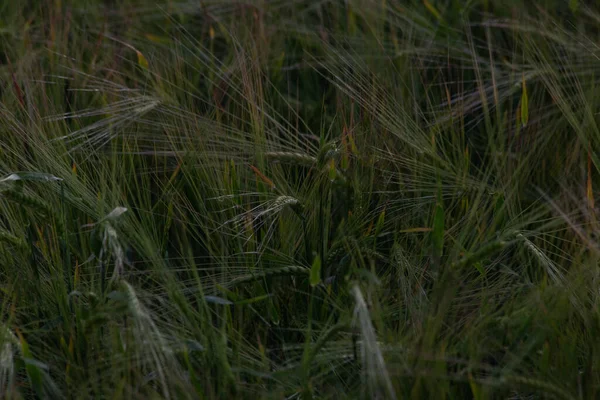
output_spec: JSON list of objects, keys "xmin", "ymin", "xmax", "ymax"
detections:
[
  {"xmin": 516, "ymin": 232, "xmax": 564, "ymax": 284},
  {"xmin": 450, "ymin": 240, "xmax": 507, "ymax": 271},
  {"xmin": 317, "ymin": 141, "xmax": 340, "ymax": 166},
  {"xmin": 0, "ymin": 230, "xmax": 26, "ymax": 248},
  {"xmin": 228, "ymin": 265, "xmax": 309, "ymax": 287},
  {"xmin": 1, "ymin": 188, "xmax": 52, "ymax": 212},
  {"xmin": 0, "ymin": 188, "xmax": 64, "ymax": 235}
]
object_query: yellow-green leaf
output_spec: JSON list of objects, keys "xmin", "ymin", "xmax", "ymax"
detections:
[
  {"xmin": 423, "ymin": 0, "xmax": 443, "ymax": 22},
  {"xmin": 328, "ymin": 159, "xmax": 337, "ymax": 181},
  {"xmin": 520, "ymin": 74, "xmax": 529, "ymax": 127},
  {"xmin": 136, "ymin": 50, "xmax": 149, "ymax": 70},
  {"xmin": 474, "ymin": 262, "xmax": 486, "ymax": 277},
  {"xmin": 374, "ymin": 208, "xmax": 386, "ymax": 237},
  {"xmin": 234, "ymin": 293, "xmax": 272, "ymax": 305},
  {"xmin": 310, "ymin": 255, "xmax": 322, "ymax": 287},
  {"xmin": 144, "ymin": 33, "xmax": 170, "ymax": 44},
  {"xmin": 347, "ymin": 133, "xmax": 358, "ymax": 155},
  {"xmin": 17, "ymin": 330, "xmax": 44, "ymax": 398},
  {"xmin": 569, "ymin": 0, "xmax": 579, "ymax": 14}
]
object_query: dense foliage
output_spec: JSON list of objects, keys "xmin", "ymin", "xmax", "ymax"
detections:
[{"xmin": 1, "ymin": 0, "xmax": 599, "ymax": 398}]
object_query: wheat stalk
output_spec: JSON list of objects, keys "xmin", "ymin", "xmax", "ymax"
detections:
[{"xmin": 227, "ymin": 265, "xmax": 309, "ymax": 287}]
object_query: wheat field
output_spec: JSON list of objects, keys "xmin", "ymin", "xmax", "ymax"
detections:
[{"xmin": 0, "ymin": 1, "xmax": 599, "ymax": 398}]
